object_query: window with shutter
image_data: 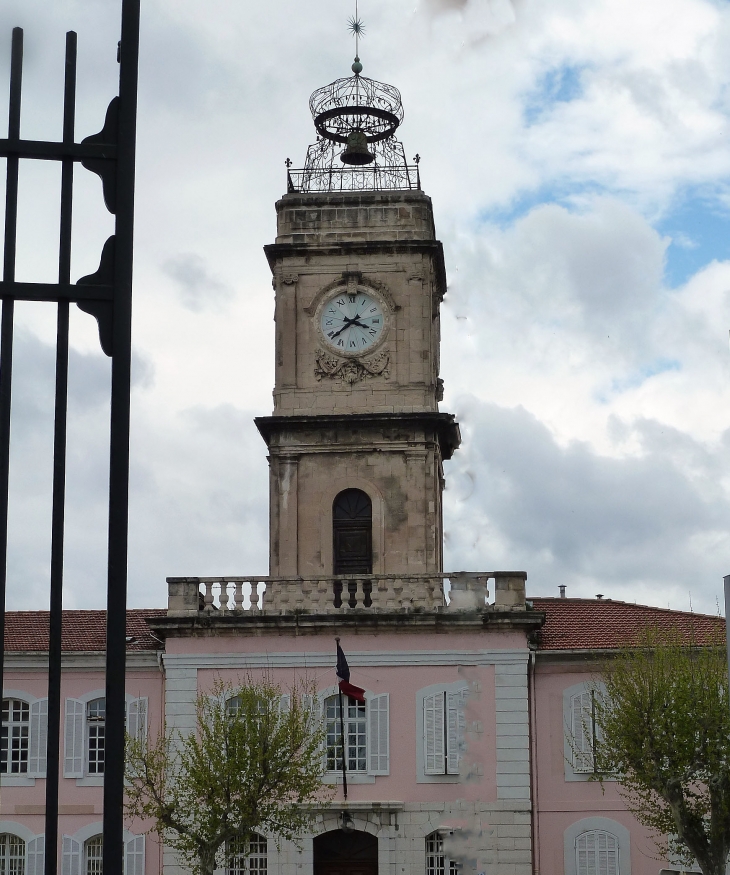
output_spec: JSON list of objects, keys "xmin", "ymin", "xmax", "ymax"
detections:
[
  {"xmin": 425, "ymin": 832, "xmax": 459, "ymax": 875},
  {"xmin": 124, "ymin": 836, "xmax": 144, "ymax": 875},
  {"xmin": 86, "ymin": 699, "xmax": 106, "ymax": 775},
  {"xmin": 0, "ymin": 834, "xmax": 25, "ymax": 875},
  {"xmin": 324, "ymin": 694, "xmax": 367, "ymax": 772},
  {"xmin": 368, "ymin": 693, "xmax": 389, "ymax": 775},
  {"xmin": 26, "ymin": 837, "xmax": 44, "ymax": 875},
  {"xmin": 62, "ymin": 837, "xmax": 81, "ymax": 875},
  {"xmin": 446, "ymin": 691, "xmax": 466, "ymax": 775},
  {"xmin": 63, "ymin": 700, "xmax": 84, "ymax": 778},
  {"xmin": 2, "ymin": 699, "xmax": 30, "ymax": 774},
  {"xmin": 422, "ymin": 688, "xmax": 467, "ymax": 777},
  {"xmin": 423, "ymin": 693, "xmax": 445, "ymax": 775},
  {"xmin": 571, "ymin": 691, "xmax": 596, "ymax": 774},
  {"xmin": 575, "ymin": 830, "xmax": 619, "ymax": 875},
  {"xmin": 28, "ymin": 699, "xmax": 48, "ymax": 777},
  {"xmin": 127, "ymin": 699, "xmax": 147, "ymax": 745},
  {"xmin": 226, "ymin": 834, "xmax": 267, "ymax": 875},
  {"xmin": 84, "ymin": 837, "xmax": 103, "ymax": 875}
]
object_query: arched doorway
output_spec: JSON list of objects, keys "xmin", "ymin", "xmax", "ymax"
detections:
[
  {"xmin": 313, "ymin": 829, "xmax": 378, "ymax": 875},
  {"xmin": 332, "ymin": 489, "xmax": 372, "ymax": 574}
]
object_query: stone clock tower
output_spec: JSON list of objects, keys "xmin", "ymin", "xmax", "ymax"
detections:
[{"xmin": 255, "ymin": 61, "xmax": 460, "ymax": 580}]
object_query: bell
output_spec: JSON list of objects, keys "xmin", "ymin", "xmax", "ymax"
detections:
[{"xmin": 340, "ymin": 130, "xmax": 375, "ymax": 165}]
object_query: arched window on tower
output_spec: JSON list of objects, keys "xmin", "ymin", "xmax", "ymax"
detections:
[{"xmin": 332, "ymin": 489, "xmax": 372, "ymax": 575}]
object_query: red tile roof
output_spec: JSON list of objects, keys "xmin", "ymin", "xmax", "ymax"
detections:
[
  {"xmin": 531, "ymin": 597, "xmax": 725, "ymax": 651},
  {"xmin": 4, "ymin": 610, "xmax": 165, "ymax": 653}
]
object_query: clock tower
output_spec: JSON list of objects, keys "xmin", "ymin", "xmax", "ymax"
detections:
[{"xmin": 256, "ymin": 57, "xmax": 460, "ymax": 580}]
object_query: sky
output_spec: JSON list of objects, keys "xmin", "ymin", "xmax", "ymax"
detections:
[{"xmin": 1, "ymin": 0, "xmax": 730, "ymax": 614}]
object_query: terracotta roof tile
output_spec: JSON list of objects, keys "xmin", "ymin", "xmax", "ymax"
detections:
[
  {"xmin": 3, "ymin": 609, "xmax": 165, "ymax": 653},
  {"xmin": 530, "ymin": 597, "xmax": 724, "ymax": 651}
]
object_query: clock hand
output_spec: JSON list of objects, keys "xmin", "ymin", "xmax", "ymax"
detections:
[{"xmin": 328, "ymin": 316, "xmax": 357, "ymax": 340}]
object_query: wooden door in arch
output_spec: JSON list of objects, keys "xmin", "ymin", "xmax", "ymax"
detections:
[
  {"xmin": 313, "ymin": 829, "xmax": 378, "ymax": 875},
  {"xmin": 332, "ymin": 489, "xmax": 373, "ymax": 575}
]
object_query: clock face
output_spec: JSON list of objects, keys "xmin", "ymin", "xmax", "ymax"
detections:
[{"xmin": 320, "ymin": 290, "xmax": 386, "ymax": 355}]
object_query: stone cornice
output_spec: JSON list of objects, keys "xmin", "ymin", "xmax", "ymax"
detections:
[
  {"xmin": 3, "ymin": 651, "xmax": 161, "ymax": 671},
  {"xmin": 149, "ymin": 609, "xmax": 544, "ymax": 639},
  {"xmin": 254, "ymin": 411, "xmax": 461, "ymax": 460},
  {"xmin": 264, "ymin": 240, "xmax": 447, "ymax": 302}
]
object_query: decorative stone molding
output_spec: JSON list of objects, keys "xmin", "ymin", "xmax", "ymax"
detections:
[
  {"xmin": 282, "ymin": 273, "xmax": 299, "ymax": 285},
  {"xmin": 314, "ymin": 347, "xmax": 390, "ymax": 384},
  {"xmin": 304, "ymin": 274, "xmax": 398, "ymax": 315}
]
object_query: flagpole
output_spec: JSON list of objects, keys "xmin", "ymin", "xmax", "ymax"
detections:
[{"xmin": 336, "ymin": 637, "xmax": 348, "ymax": 800}]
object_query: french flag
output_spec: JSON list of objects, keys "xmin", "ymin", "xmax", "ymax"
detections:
[{"xmin": 336, "ymin": 640, "xmax": 366, "ymax": 703}]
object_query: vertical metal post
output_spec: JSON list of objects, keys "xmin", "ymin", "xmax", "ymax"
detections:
[
  {"xmin": 103, "ymin": 1, "xmax": 139, "ymax": 873},
  {"xmin": 723, "ymin": 574, "xmax": 730, "ymax": 708},
  {"xmin": 0, "ymin": 26, "xmax": 23, "ymax": 715},
  {"xmin": 44, "ymin": 31, "xmax": 76, "ymax": 875}
]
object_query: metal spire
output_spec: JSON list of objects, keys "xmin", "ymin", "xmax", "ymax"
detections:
[{"xmin": 348, "ymin": 0, "xmax": 365, "ymax": 74}]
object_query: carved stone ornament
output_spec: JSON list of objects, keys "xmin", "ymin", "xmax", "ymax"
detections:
[{"xmin": 315, "ymin": 347, "xmax": 391, "ymax": 384}]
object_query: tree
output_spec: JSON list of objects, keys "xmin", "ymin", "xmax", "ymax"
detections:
[
  {"xmin": 589, "ymin": 628, "xmax": 730, "ymax": 875},
  {"xmin": 125, "ymin": 678, "xmax": 330, "ymax": 875}
]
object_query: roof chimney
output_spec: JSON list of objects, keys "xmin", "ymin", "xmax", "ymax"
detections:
[
  {"xmin": 596, "ymin": 593, "xmax": 604, "ymax": 600},
  {"xmin": 559, "ymin": 585, "xmax": 566, "ymax": 598}
]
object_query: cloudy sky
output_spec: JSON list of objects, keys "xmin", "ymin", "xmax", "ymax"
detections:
[{"xmin": 1, "ymin": 0, "xmax": 730, "ymax": 614}]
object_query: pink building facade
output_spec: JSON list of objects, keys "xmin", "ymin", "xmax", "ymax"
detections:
[{"xmin": 1, "ymin": 595, "xmax": 722, "ymax": 875}]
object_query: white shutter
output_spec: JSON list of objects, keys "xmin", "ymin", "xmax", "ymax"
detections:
[
  {"xmin": 576, "ymin": 831, "xmax": 618, "ymax": 875},
  {"xmin": 62, "ymin": 837, "xmax": 81, "ymax": 875},
  {"xmin": 64, "ymin": 699, "xmax": 85, "ymax": 778},
  {"xmin": 29, "ymin": 698, "xmax": 48, "ymax": 776},
  {"xmin": 124, "ymin": 835, "xmax": 145, "ymax": 875},
  {"xmin": 127, "ymin": 698, "xmax": 148, "ymax": 743},
  {"xmin": 446, "ymin": 690, "xmax": 466, "ymax": 775},
  {"xmin": 27, "ymin": 836, "xmax": 45, "ymax": 875},
  {"xmin": 367, "ymin": 693, "xmax": 389, "ymax": 775},
  {"xmin": 571, "ymin": 692, "xmax": 594, "ymax": 773},
  {"xmin": 424, "ymin": 692, "xmax": 445, "ymax": 775}
]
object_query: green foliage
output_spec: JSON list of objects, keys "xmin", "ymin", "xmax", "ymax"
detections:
[
  {"xmin": 591, "ymin": 628, "xmax": 730, "ymax": 875},
  {"xmin": 125, "ymin": 677, "xmax": 330, "ymax": 875}
]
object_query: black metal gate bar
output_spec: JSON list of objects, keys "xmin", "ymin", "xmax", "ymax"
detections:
[
  {"xmin": 103, "ymin": 1, "xmax": 140, "ymax": 872},
  {"xmin": 44, "ymin": 30, "xmax": 77, "ymax": 875},
  {"xmin": 0, "ymin": 25, "xmax": 23, "ymax": 733},
  {"xmin": 0, "ymin": 4, "xmax": 140, "ymax": 874}
]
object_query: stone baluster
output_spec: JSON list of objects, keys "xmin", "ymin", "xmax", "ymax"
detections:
[
  {"xmin": 218, "ymin": 581, "xmax": 230, "ymax": 614},
  {"xmin": 315, "ymin": 579, "xmax": 330, "ymax": 613},
  {"xmin": 202, "ymin": 581, "xmax": 215, "ymax": 612},
  {"xmin": 233, "ymin": 581, "xmax": 245, "ymax": 612},
  {"xmin": 252, "ymin": 581, "xmax": 262, "ymax": 613},
  {"xmin": 306, "ymin": 579, "xmax": 320, "ymax": 613},
  {"xmin": 412, "ymin": 578, "xmax": 427, "ymax": 611},
  {"xmin": 373, "ymin": 576, "xmax": 388, "ymax": 611},
  {"xmin": 277, "ymin": 579, "xmax": 292, "ymax": 614}
]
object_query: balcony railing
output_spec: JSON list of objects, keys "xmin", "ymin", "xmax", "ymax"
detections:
[
  {"xmin": 287, "ymin": 164, "xmax": 420, "ymax": 194},
  {"xmin": 166, "ymin": 572, "xmax": 527, "ymax": 616}
]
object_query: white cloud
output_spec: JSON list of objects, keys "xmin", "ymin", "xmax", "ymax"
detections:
[{"xmin": 1, "ymin": 0, "xmax": 730, "ymax": 613}]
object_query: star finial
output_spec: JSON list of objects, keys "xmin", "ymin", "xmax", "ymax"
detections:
[{"xmin": 348, "ymin": 0, "xmax": 365, "ymax": 70}]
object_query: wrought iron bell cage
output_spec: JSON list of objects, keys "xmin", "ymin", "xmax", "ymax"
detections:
[{"xmin": 287, "ymin": 65, "xmax": 421, "ymax": 193}]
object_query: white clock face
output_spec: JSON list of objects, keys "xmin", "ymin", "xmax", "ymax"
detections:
[{"xmin": 320, "ymin": 290, "xmax": 385, "ymax": 355}]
